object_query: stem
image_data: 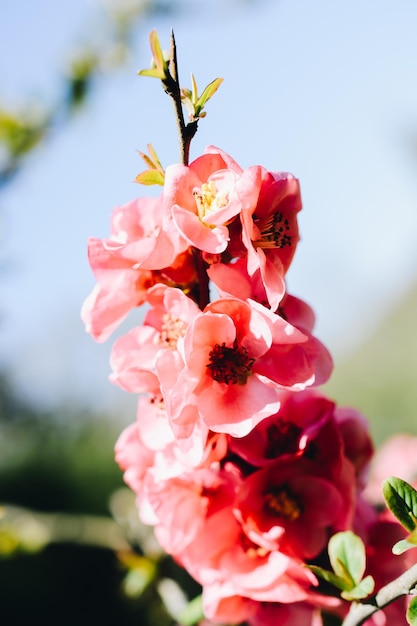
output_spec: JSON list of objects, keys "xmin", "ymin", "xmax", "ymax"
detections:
[
  {"xmin": 0, "ymin": 503, "xmax": 132, "ymax": 553},
  {"xmin": 341, "ymin": 562, "xmax": 417, "ymax": 626},
  {"xmin": 162, "ymin": 30, "xmax": 198, "ymax": 166},
  {"xmin": 194, "ymin": 249, "xmax": 210, "ymax": 310}
]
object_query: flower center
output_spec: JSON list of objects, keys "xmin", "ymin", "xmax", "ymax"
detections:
[
  {"xmin": 149, "ymin": 393, "xmax": 165, "ymax": 412},
  {"xmin": 253, "ymin": 211, "xmax": 292, "ymax": 249},
  {"xmin": 159, "ymin": 313, "xmax": 187, "ymax": 349},
  {"xmin": 264, "ymin": 419, "xmax": 302, "ymax": 459},
  {"xmin": 264, "ymin": 486, "xmax": 301, "ymax": 521},
  {"xmin": 193, "ymin": 181, "xmax": 229, "ymax": 221},
  {"xmin": 240, "ymin": 532, "xmax": 269, "ymax": 559},
  {"xmin": 206, "ymin": 340, "xmax": 254, "ymax": 385}
]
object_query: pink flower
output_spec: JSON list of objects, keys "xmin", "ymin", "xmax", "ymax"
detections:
[
  {"xmin": 208, "ymin": 258, "xmax": 285, "ymax": 311},
  {"xmin": 115, "ymin": 390, "xmax": 229, "ymax": 522},
  {"xmin": 177, "ymin": 506, "xmax": 318, "ymax": 604},
  {"xmin": 81, "ymin": 196, "xmax": 190, "ymax": 341},
  {"xmin": 335, "ymin": 405, "xmax": 374, "ymax": 489},
  {"xmin": 144, "ymin": 283, "xmax": 201, "ymax": 344},
  {"xmin": 363, "ymin": 434, "xmax": 417, "ymax": 505},
  {"xmin": 109, "ymin": 284, "xmax": 200, "ymax": 392},
  {"xmin": 236, "ymin": 457, "xmax": 348, "ymax": 560},
  {"xmin": 110, "ymin": 328, "xmax": 161, "ymax": 393},
  {"xmin": 81, "ymin": 271, "xmax": 154, "ymax": 343},
  {"xmin": 240, "ymin": 168, "xmax": 302, "ymax": 310},
  {"xmin": 158, "ymin": 298, "xmax": 332, "ymax": 438},
  {"xmin": 227, "ymin": 391, "xmax": 337, "ymax": 467},
  {"xmin": 162, "ymin": 302, "xmax": 266, "ymax": 436},
  {"xmin": 223, "ymin": 391, "xmax": 358, "ymax": 559},
  {"xmin": 149, "ymin": 467, "xmax": 236, "ymax": 554},
  {"xmin": 157, "ymin": 297, "xmax": 277, "ymax": 437},
  {"xmin": 247, "ymin": 599, "xmax": 341, "ymax": 626},
  {"xmin": 164, "ymin": 146, "xmax": 260, "ymax": 254},
  {"xmin": 204, "ymin": 594, "xmax": 328, "ymax": 626},
  {"xmin": 114, "ymin": 419, "xmax": 155, "ymax": 496},
  {"xmin": 208, "ymin": 259, "xmax": 317, "ymax": 332},
  {"xmin": 246, "ymin": 298, "xmax": 333, "ymax": 389}
]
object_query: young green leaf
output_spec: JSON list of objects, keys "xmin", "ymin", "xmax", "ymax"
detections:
[
  {"xmin": 181, "ymin": 75, "xmax": 223, "ymax": 120},
  {"xmin": 407, "ymin": 595, "xmax": 417, "ymax": 625},
  {"xmin": 138, "ymin": 30, "xmax": 169, "ymax": 79},
  {"xmin": 135, "ymin": 143, "xmax": 165, "ymax": 185},
  {"xmin": 138, "ymin": 68, "xmax": 166, "ymax": 79},
  {"xmin": 328, "ymin": 531, "xmax": 366, "ymax": 586},
  {"xmin": 307, "ymin": 533, "xmax": 374, "ymax": 601},
  {"xmin": 382, "ymin": 477, "xmax": 417, "ymax": 532},
  {"xmin": 307, "ymin": 565, "xmax": 351, "ymax": 592},
  {"xmin": 191, "ymin": 73, "xmax": 198, "ymax": 106},
  {"xmin": 341, "ymin": 575, "xmax": 375, "ymax": 601},
  {"xmin": 195, "ymin": 77, "xmax": 224, "ymax": 116},
  {"xmin": 147, "ymin": 143, "xmax": 163, "ymax": 170},
  {"xmin": 149, "ymin": 30, "xmax": 166, "ymax": 74},
  {"xmin": 181, "ymin": 96, "xmax": 194, "ymax": 117},
  {"xmin": 137, "ymin": 151, "xmax": 155, "ymax": 169},
  {"xmin": 135, "ymin": 170, "xmax": 164, "ymax": 186},
  {"xmin": 392, "ymin": 528, "xmax": 417, "ymax": 554}
]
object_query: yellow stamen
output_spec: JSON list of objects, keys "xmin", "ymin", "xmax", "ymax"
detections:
[
  {"xmin": 264, "ymin": 487, "xmax": 301, "ymax": 521},
  {"xmin": 193, "ymin": 181, "xmax": 229, "ymax": 221},
  {"xmin": 253, "ymin": 211, "xmax": 292, "ymax": 250},
  {"xmin": 159, "ymin": 313, "xmax": 187, "ymax": 349}
]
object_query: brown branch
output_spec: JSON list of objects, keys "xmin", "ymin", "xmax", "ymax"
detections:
[
  {"xmin": 161, "ymin": 30, "xmax": 198, "ymax": 166},
  {"xmin": 342, "ymin": 562, "xmax": 417, "ymax": 626}
]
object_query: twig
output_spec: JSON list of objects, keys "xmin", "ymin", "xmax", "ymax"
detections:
[
  {"xmin": 0, "ymin": 502, "xmax": 131, "ymax": 553},
  {"xmin": 162, "ymin": 30, "xmax": 198, "ymax": 166},
  {"xmin": 193, "ymin": 249, "xmax": 210, "ymax": 310},
  {"xmin": 342, "ymin": 562, "xmax": 417, "ymax": 626}
]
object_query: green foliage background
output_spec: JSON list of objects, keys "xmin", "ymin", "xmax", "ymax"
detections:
[{"xmin": 325, "ymin": 283, "xmax": 417, "ymax": 445}]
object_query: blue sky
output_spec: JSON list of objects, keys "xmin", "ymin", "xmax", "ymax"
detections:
[{"xmin": 1, "ymin": 0, "xmax": 417, "ymax": 412}]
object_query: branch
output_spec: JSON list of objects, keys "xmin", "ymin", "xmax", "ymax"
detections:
[
  {"xmin": 161, "ymin": 30, "xmax": 198, "ymax": 166},
  {"xmin": 193, "ymin": 250, "xmax": 210, "ymax": 310},
  {"xmin": 342, "ymin": 562, "xmax": 417, "ymax": 626},
  {"xmin": 0, "ymin": 502, "xmax": 131, "ymax": 554}
]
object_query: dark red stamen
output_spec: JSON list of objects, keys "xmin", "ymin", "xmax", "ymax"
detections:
[{"xmin": 207, "ymin": 340, "xmax": 254, "ymax": 385}]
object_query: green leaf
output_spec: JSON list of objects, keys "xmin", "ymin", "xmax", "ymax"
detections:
[
  {"xmin": 138, "ymin": 30, "xmax": 169, "ymax": 79},
  {"xmin": 382, "ymin": 477, "xmax": 417, "ymax": 532},
  {"xmin": 341, "ymin": 575, "xmax": 375, "ymax": 601},
  {"xmin": 190, "ymin": 73, "xmax": 198, "ymax": 105},
  {"xmin": 135, "ymin": 144, "xmax": 164, "ymax": 185},
  {"xmin": 195, "ymin": 77, "xmax": 223, "ymax": 114},
  {"xmin": 307, "ymin": 565, "xmax": 351, "ymax": 591},
  {"xmin": 308, "ymin": 534, "xmax": 374, "ymax": 601},
  {"xmin": 407, "ymin": 596, "xmax": 417, "ymax": 625},
  {"xmin": 328, "ymin": 531, "xmax": 366, "ymax": 586},
  {"xmin": 332, "ymin": 557, "xmax": 356, "ymax": 588},
  {"xmin": 181, "ymin": 97, "xmax": 195, "ymax": 117},
  {"xmin": 392, "ymin": 528, "xmax": 417, "ymax": 554},
  {"xmin": 147, "ymin": 143, "xmax": 164, "ymax": 171},
  {"xmin": 137, "ymin": 151, "xmax": 155, "ymax": 169},
  {"xmin": 149, "ymin": 30, "xmax": 166, "ymax": 73},
  {"xmin": 181, "ymin": 87, "xmax": 192, "ymax": 99},
  {"xmin": 138, "ymin": 68, "xmax": 166, "ymax": 79},
  {"xmin": 135, "ymin": 170, "xmax": 164, "ymax": 186}
]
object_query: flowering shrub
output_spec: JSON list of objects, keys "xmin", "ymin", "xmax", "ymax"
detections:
[{"xmin": 82, "ymin": 31, "xmax": 417, "ymax": 626}]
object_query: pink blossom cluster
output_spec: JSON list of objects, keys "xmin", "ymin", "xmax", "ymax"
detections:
[{"xmin": 82, "ymin": 147, "xmax": 412, "ymax": 625}]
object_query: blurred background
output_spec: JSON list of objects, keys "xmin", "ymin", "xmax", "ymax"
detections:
[{"xmin": 0, "ymin": 0, "xmax": 416, "ymax": 623}]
